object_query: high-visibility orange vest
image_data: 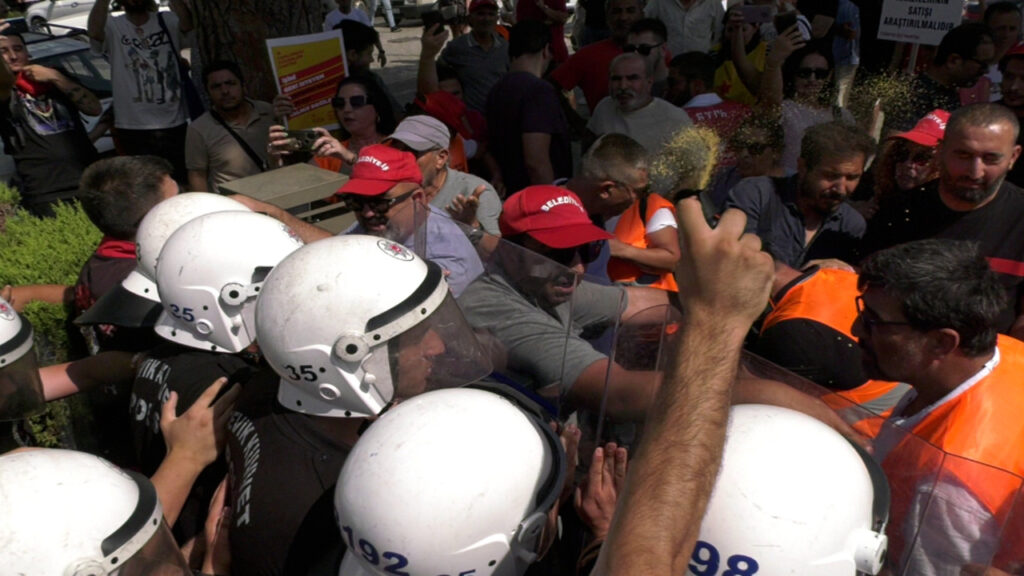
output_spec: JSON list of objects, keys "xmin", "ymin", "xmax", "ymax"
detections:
[
  {"xmin": 883, "ymin": 334, "xmax": 1024, "ymax": 568},
  {"xmin": 607, "ymin": 194, "xmax": 678, "ymax": 292},
  {"xmin": 762, "ymin": 267, "xmax": 860, "ymax": 337}
]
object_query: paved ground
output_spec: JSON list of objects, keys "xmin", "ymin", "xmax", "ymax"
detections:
[{"xmin": 373, "ymin": 19, "xmax": 431, "ymax": 108}]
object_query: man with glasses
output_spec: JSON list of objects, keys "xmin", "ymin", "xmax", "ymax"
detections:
[
  {"xmin": 862, "ymin": 103, "xmax": 1024, "ymax": 341},
  {"xmin": 624, "ymin": 18, "xmax": 670, "ymax": 98},
  {"xmin": 726, "ymin": 120, "xmax": 873, "ymax": 270},
  {"xmin": 587, "ymin": 52, "xmax": 692, "ymax": 156},
  {"xmin": 336, "ymin": 144, "xmax": 483, "ymax": 296},
  {"xmin": 385, "ymin": 115, "xmax": 502, "ymax": 236},
  {"xmin": 886, "ymin": 22, "xmax": 994, "ymax": 133},
  {"xmin": 852, "ymin": 238, "xmax": 1024, "ymax": 575}
]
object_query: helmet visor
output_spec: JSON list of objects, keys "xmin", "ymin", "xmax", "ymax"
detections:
[
  {"xmin": 0, "ymin": 345, "xmax": 43, "ymax": 421},
  {"xmin": 389, "ymin": 292, "xmax": 492, "ymax": 401},
  {"xmin": 113, "ymin": 521, "xmax": 191, "ymax": 576}
]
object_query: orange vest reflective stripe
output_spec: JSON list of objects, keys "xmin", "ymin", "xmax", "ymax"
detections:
[
  {"xmin": 884, "ymin": 335, "xmax": 1024, "ymax": 566},
  {"xmin": 607, "ymin": 195, "xmax": 678, "ymax": 292},
  {"xmin": 824, "ymin": 380, "xmax": 907, "ymax": 438},
  {"xmin": 762, "ymin": 267, "xmax": 859, "ymax": 337}
]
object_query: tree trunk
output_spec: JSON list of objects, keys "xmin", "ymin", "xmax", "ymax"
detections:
[{"xmin": 187, "ymin": 0, "xmax": 325, "ymax": 102}]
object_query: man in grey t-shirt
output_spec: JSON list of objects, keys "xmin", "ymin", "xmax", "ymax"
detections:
[{"xmin": 386, "ymin": 115, "xmax": 503, "ymax": 235}]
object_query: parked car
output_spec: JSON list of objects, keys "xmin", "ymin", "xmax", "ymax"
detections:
[
  {"xmin": 0, "ymin": 20, "xmax": 113, "ymax": 183},
  {"xmin": 27, "ymin": 0, "xmax": 96, "ymax": 30}
]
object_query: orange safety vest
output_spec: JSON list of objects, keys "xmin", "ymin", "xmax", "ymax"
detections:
[
  {"xmin": 607, "ymin": 194, "xmax": 678, "ymax": 292},
  {"xmin": 761, "ymin": 268, "xmax": 907, "ymax": 435},
  {"xmin": 883, "ymin": 334, "xmax": 1024, "ymax": 568}
]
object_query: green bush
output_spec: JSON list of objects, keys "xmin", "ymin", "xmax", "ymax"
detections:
[{"xmin": 0, "ymin": 184, "xmax": 102, "ymax": 448}]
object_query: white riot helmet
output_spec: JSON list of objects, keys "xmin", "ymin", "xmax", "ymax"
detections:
[
  {"xmin": 0, "ymin": 448, "xmax": 191, "ymax": 575},
  {"xmin": 153, "ymin": 211, "xmax": 303, "ymax": 353},
  {"xmin": 76, "ymin": 192, "xmax": 250, "ymax": 327},
  {"xmin": 690, "ymin": 404, "xmax": 889, "ymax": 576},
  {"xmin": 0, "ymin": 297, "xmax": 44, "ymax": 421},
  {"xmin": 335, "ymin": 385, "xmax": 566, "ymax": 576},
  {"xmin": 257, "ymin": 235, "xmax": 491, "ymax": 418}
]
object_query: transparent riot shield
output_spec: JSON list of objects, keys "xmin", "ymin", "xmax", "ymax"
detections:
[
  {"xmin": 0, "ymin": 299, "xmax": 44, "ymax": 421},
  {"xmin": 583, "ymin": 303, "xmax": 681, "ymax": 451},
  {"xmin": 379, "ymin": 196, "xmax": 428, "ymax": 261},
  {"xmin": 457, "ymin": 236, "xmax": 602, "ymax": 421}
]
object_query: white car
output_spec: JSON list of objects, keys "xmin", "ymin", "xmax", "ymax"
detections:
[{"xmin": 26, "ymin": 0, "xmax": 96, "ymax": 30}]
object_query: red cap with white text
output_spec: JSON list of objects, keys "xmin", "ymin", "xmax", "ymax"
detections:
[
  {"xmin": 336, "ymin": 144, "xmax": 423, "ymax": 196},
  {"xmin": 499, "ymin": 185, "xmax": 613, "ymax": 249}
]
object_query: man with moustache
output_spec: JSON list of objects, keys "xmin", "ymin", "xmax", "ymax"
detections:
[
  {"xmin": 725, "ymin": 121, "xmax": 874, "ymax": 270},
  {"xmin": 586, "ymin": 52, "xmax": 691, "ymax": 155},
  {"xmin": 852, "ymin": 239, "xmax": 1024, "ymax": 575},
  {"xmin": 88, "ymin": 0, "xmax": 192, "ymax": 182},
  {"xmin": 862, "ymin": 103, "xmax": 1024, "ymax": 340},
  {"xmin": 185, "ymin": 60, "xmax": 276, "ymax": 192}
]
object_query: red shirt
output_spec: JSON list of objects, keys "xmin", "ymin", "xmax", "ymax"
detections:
[
  {"xmin": 550, "ymin": 38, "xmax": 622, "ymax": 108},
  {"xmin": 515, "ymin": 0, "xmax": 569, "ymax": 63},
  {"xmin": 684, "ymin": 96, "xmax": 751, "ymax": 167}
]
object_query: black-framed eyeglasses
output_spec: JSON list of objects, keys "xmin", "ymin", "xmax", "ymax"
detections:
[
  {"xmin": 546, "ymin": 240, "xmax": 605, "ymax": 267},
  {"xmin": 331, "ymin": 94, "xmax": 370, "ymax": 109},
  {"xmin": 795, "ymin": 67, "xmax": 830, "ymax": 80},
  {"xmin": 623, "ymin": 42, "xmax": 663, "ymax": 56},
  {"xmin": 855, "ymin": 296, "xmax": 912, "ymax": 332},
  {"xmin": 340, "ymin": 189, "xmax": 415, "ymax": 213}
]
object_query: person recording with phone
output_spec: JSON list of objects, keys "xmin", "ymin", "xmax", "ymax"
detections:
[{"xmin": 267, "ymin": 74, "xmax": 398, "ymax": 174}]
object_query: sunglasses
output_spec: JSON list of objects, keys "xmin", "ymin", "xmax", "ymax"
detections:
[
  {"xmin": 623, "ymin": 42, "xmax": 663, "ymax": 56},
  {"xmin": 340, "ymin": 189, "xmax": 415, "ymax": 213},
  {"xmin": 545, "ymin": 241, "xmax": 604, "ymax": 267},
  {"xmin": 331, "ymin": 94, "xmax": 370, "ymax": 109},
  {"xmin": 795, "ymin": 67, "xmax": 830, "ymax": 80},
  {"xmin": 892, "ymin": 148, "xmax": 935, "ymax": 166}
]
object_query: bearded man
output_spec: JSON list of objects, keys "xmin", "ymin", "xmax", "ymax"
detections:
[{"xmin": 586, "ymin": 52, "xmax": 691, "ymax": 156}]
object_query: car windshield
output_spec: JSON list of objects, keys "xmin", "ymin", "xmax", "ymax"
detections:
[{"xmin": 26, "ymin": 36, "xmax": 112, "ymax": 99}]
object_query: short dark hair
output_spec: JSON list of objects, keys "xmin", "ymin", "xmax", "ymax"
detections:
[
  {"xmin": 628, "ymin": 18, "xmax": 667, "ymax": 42},
  {"xmin": 669, "ymin": 51, "xmax": 716, "ymax": 88},
  {"xmin": 78, "ymin": 156, "xmax": 174, "ymax": 240},
  {"xmin": 509, "ymin": 20, "xmax": 550, "ymax": 59},
  {"xmin": 946, "ymin": 101, "xmax": 1021, "ymax": 141},
  {"xmin": 799, "ymin": 121, "xmax": 875, "ymax": 171},
  {"xmin": 202, "ymin": 60, "xmax": 243, "ymax": 89},
  {"xmin": 985, "ymin": 1, "xmax": 1021, "ymax": 24},
  {"xmin": 934, "ymin": 22, "xmax": 993, "ymax": 66},
  {"xmin": 859, "ymin": 240, "xmax": 1006, "ymax": 355},
  {"xmin": 339, "ymin": 20, "xmax": 380, "ymax": 53}
]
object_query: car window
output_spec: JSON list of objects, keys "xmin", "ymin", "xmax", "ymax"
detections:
[{"xmin": 33, "ymin": 46, "xmax": 112, "ymax": 99}]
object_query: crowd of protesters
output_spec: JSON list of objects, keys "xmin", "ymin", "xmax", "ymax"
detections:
[{"xmin": 2, "ymin": 0, "xmax": 1024, "ymax": 575}]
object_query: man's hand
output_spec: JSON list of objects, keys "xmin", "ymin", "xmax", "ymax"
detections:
[
  {"xmin": 160, "ymin": 377, "xmax": 240, "ymax": 470},
  {"xmin": 575, "ymin": 443, "xmax": 628, "ymax": 540},
  {"xmin": 446, "ymin": 184, "xmax": 486, "ymax": 226},
  {"xmin": 19, "ymin": 65, "xmax": 62, "ymax": 85},
  {"xmin": 674, "ymin": 199, "xmax": 774, "ymax": 330},
  {"xmin": 202, "ymin": 477, "xmax": 232, "ymax": 576},
  {"xmin": 421, "ymin": 23, "xmax": 449, "ymax": 58},
  {"xmin": 272, "ymin": 94, "xmax": 294, "ymax": 120}
]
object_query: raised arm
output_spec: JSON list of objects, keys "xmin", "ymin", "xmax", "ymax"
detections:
[
  {"xmin": 593, "ymin": 201, "xmax": 773, "ymax": 575},
  {"xmin": 21, "ymin": 65, "xmax": 102, "ymax": 116},
  {"xmin": 87, "ymin": 0, "xmax": 110, "ymax": 44}
]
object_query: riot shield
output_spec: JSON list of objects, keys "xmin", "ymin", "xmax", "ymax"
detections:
[{"xmin": 457, "ymin": 236, "xmax": 601, "ymax": 421}]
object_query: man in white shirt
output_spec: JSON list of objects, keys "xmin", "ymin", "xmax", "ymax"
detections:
[
  {"xmin": 587, "ymin": 52, "xmax": 692, "ymax": 157},
  {"xmin": 88, "ymin": 0, "xmax": 191, "ymax": 182},
  {"xmin": 642, "ymin": 0, "xmax": 723, "ymax": 56}
]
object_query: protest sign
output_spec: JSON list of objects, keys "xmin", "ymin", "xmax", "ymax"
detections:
[
  {"xmin": 877, "ymin": 0, "xmax": 962, "ymax": 46},
  {"xmin": 267, "ymin": 31, "xmax": 348, "ymax": 130}
]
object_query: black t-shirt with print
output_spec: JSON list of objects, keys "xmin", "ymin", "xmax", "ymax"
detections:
[
  {"xmin": 226, "ymin": 368, "xmax": 356, "ymax": 576},
  {"xmin": 129, "ymin": 341, "xmax": 255, "ymax": 543},
  {"xmin": 861, "ymin": 181, "xmax": 1024, "ymax": 332}
]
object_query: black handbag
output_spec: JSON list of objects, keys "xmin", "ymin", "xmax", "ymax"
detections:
[{"xmin": 156, "ymin": 11, "xmax": 205, "ymax": 121}]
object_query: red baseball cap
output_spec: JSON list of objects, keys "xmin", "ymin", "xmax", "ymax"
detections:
[
  {"xmin": 500, "ymin": 186, "xmax": 613, "ymax": 248},
  {"xmin": 336, "ymin": 144, "xmax": 423, "ymax": 196},
  {"xmin": 469, "ymin": 0, "xmax": 498, "ymax": 11},
  {"xmin": 1002, "ymin": 41, "xmax": 1024, "ymax": 64},
  {"xmin": 889, "ymin": 109, "xmax": 950, "ymax": 148}
]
